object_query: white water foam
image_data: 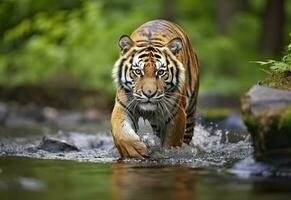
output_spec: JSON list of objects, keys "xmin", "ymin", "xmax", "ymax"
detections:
[
  {"xmin": 0, "ymin": 124, "xmax": 253, "ymax": 166},
  {"xmin": 136, "ymin": 124, "xmax": 253, "ymax": 166}
]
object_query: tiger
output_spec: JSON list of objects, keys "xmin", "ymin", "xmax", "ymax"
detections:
[{"xmin": 111, "ymin": 19, "xmax": 199, "ymax": 158}]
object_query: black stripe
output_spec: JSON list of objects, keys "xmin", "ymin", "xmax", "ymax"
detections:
[
  {"xmin": 129, "ymin": 55, "xmax": 134, "ymax": 64},
  {"xmin": 169, "ymin": 67, "xmax": 174, "ymax": 84},
  {"xmin": 138, "ymin": 53, "xmax": 148, "ymax": 58},
  {"xmin": 153, "ymin": 54, "xmax": 161, "ymax": 59},
  {"xmin": 124, "ymin": 65, "xmax": 129, "ymax": 81},
  {"xmin": 186, "ymin": 127, "xmax": 194, "ymax": 132},
  {"xmin": 165, "ymin": 106, "xmax": 178, "ymax": 124},
  {"xmin": 117, "ymin": 59, "xmax": 126, "ymax": 87},
  {"xmin": 152, "ymin": 37, "xmax": 163, "ymax": 41},
  {"xmin": 148, "ymin": 51, "xmax": 154, "ymax": 58},
  {"xmin": 136, "ymin": 40, "xmax": 149, "ymax": 43},
  {"xmin": 173, "ymin": 60, "xmax": 180, "ymax": 87},
  {"xmin": 147, "ymin": 46, "xmax": 157, "ymax": 52},
  {"xmin": 167, "ymin": 84, "xmax": 178, "ymax": 92},
  {"xmin": 187, "ymin": 59, "xmax": 192, "ymax": 91},
  {"xmin": 151, "ymin": 124, "xmax": 157, "ymax": 129},
  {"xmin": 183, "ymin": 134, "xmax": 193, "ymax": 144},
  {"xmin": 116, "ymin": 97, "xmax": 131, "ymax": 114},
  {"xmin": 116, "ymin": 97, "xmax": 137, "ymax": 132},
  {"xmin": 136, "ymin": 44, "xmax": 147, "ymax": 47},
  {"xmin": 186, "ymin": 122, "xmax": 195, "ymax": 129},
  {"xmin": 150, "ymin": 42, "xmax": 163, "ymax": 47},
  {"xmin": 120, "ymin": 85, "xmax": 131, "ymax": 93},
  {"xmin": 187, "ymin": 98, "xmax": 197, "ymax": 113},
  {"xmin": 155, "ymin": 48, "xmax": 162, "ymax": 54},
  {"xmin": 123, "ymin": 65, "xmax": 132, "ymax": 91},
  {"xmin": 186, "ymin": 110, "xmax": 195, "ymax": 117}
]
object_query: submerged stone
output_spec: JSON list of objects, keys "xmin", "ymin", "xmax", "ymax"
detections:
[
  {"xmin": 241, "ymin": 85, "xmax": 291, "ymax": 161},
  {"xmin": 38, "ymin": 136, "xmax": 79, "ymax": 152}
]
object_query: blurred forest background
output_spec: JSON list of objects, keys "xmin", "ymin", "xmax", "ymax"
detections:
[{"xmin": 0, "ymin": 0, "xmax": 290, "ymax": 110}]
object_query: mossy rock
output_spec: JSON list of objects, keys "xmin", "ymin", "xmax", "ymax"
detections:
[
  {"xmin": 241, "ymin": 85, "xmax": 291, "ymax": 161},
  {"xmin": 260, "ymin": 71, "xmax": 291, "ymax": 91}
]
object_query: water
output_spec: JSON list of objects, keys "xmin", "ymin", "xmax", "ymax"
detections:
[
  {"xmin": 1, "ymin": 158, "xmax": 291, "ymax": 200},
  {"xmin": 1, "ymin": 124, "xmax": 291, "ymax": 200},
  {"xmin": 0, "ymin": 124, "xmax": 252, "ymax": 165}
]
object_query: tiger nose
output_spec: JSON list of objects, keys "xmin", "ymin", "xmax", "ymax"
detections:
[{"xmin": 142, "ymin": 88, "xmax": 157, "ymax": 98}]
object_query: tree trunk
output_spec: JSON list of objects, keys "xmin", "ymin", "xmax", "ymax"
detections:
[
  {"xmin": 216, "ymin": 0, "xmax": 250, "ymax": 35},
  {"xmin": 260, "ymin": 0, "xmax": 285, "ymax": 55},
  {"xmin": 162, "ymin": 0, "xmax": 176, "ymax": 22}
]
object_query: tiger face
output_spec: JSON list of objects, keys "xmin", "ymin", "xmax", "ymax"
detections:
[{"xmin": 113, "ymin": 35, "xmax": 185, "ymax": 111}]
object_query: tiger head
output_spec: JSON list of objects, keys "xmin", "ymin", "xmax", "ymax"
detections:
[{"xmin": 113, "ymin": 35, "xmax": 185, "ymax": 111}]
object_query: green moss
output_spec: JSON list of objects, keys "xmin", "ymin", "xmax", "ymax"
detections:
[
  {"xmin": 279, "ymin": 108, "xmax": 291, "ymax": 130},
  {"xmin": 241, "ymin": 107, "xmax": 266, "ymax": 159},
  {"xmin": 241, "ymin": 96, "xmax": 291, "ymax": 160},
  {"xmin": 200, "ymin": 108, "xmax": 233, "ymax": 121},
  {"xmin": 260, "ymin": 71, "xmax": 291, "ymax": 91}
]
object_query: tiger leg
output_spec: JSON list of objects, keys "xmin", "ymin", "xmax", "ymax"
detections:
[
  {"xmin": 111, "ymin": 103, "xmax": 149, "ymax": 158},
  {"xmin": 184, "ymin": 116, "xmax": 195, "ymax": 144},
  {"xmin": 183, "ymin": 93, "xmax": 198, "ymax": 144},
  {"xmin": 162, "ymin": 108, "xmax": 186, "ymax": 148}
]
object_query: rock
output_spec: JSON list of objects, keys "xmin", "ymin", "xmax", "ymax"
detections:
[
  {"xmin": 241, "ymin": 85, "xmax": 291, "ymax": 161},
  {"xmin": 38, "ymin": 136, "xmax": 79, "ymax": 152},
  {"xmin": 57, "ymin": 131, "xmax": 113, "ymax": 149}
]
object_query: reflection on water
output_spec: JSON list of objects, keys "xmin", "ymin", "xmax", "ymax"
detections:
[
  {"xmin": 111, "ymin": 163, "xmax": 195, "ymax": 200},
  {"xmin": 1, "ymin": 157, "xmax": 291, "ymax": 200}
]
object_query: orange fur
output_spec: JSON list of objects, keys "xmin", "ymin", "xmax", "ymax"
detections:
[{"xmin": 111, "ymin": 20, "xmax": 199, "ymax": 158}]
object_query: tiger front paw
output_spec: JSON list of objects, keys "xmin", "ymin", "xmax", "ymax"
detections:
[{"xmin": 115, "ymin": 136, "xmax": 150, "ymax": 158}]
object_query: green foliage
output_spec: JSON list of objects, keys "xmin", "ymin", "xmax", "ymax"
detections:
[
  {"xmin": 0, "ymin": 0, "xmax": 290, "ymax": 101},
  {"xmin": 256, "ymin": 37, "xmax": 291, "ymax": 90},
  {"xmin": 0, "ymin": 1, "xmax": 146, "ymax": 97},
  {"xmin": 183, "ymin": 12, "xmax": 262, "ymax": 94},
  {"xmin": 256, "ymin": 41, "xmax": 291, "ymax": 73}
]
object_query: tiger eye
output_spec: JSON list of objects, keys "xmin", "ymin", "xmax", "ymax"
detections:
[
  {"xmin": 134, "ymin": 69, "xmax": 142, "ymax": 75},
  {"xmin": 157, "ymin": 69, "xmax": 165, "ymax": 76}
]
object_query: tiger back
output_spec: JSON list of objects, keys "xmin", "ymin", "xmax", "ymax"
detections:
[{"xmin": 111, "ymin": 20, "xmax": 199, "ymax": 158}]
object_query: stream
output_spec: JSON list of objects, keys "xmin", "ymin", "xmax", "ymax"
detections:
[{"xmin": 0, "ymin": 118, "xmax": 291, "ymax": 200}]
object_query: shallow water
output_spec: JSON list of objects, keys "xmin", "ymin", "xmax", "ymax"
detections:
[
  {"xmin": 1, "ymin": 123, "xmax": 291, "ymax": 199},
  {"xmin": 1, "ymin": 157, "xmax": 291, "ymax": 200},
  {"xmin": 0, "ymin": 124, "xmax": 252, "ymax": 166}
]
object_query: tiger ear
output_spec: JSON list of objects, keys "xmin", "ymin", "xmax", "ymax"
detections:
[
  {"xmin": 119, "ymin": 35, "xmax": 134, "ymax": 55},
  {"xmin": 167, "ymin": 37, "xmax": 183, "ymax": 55}
]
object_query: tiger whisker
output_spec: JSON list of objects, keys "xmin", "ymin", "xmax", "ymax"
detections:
[
  {"xmin": 160, "ymin": 100, "xmax": 175, "ymax": 123},
  {"xmin": 163, "ymin": 95, "xmax": 185, "ymax": 113},
  {"xmin": 165, "ymin": 91, "xmax": 187, "ymax": 99}
]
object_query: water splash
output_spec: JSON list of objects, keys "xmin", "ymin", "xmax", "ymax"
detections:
[
  {"xmin": 0, "ymin": 124, "xmax": 253, "ymax": 166},
  {"xmin": 137, "ymin": 124, "xmax": 252, "ymax": 166}
]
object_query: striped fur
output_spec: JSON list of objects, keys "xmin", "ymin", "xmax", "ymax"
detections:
[{"xmin": 111, "ymin": 20, "xmax": 199, "ymax": 158}]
